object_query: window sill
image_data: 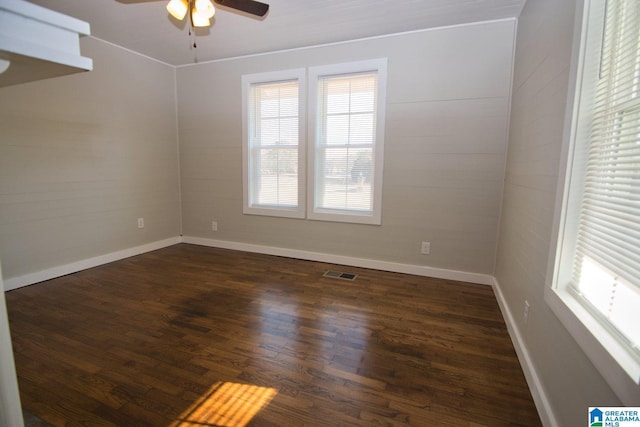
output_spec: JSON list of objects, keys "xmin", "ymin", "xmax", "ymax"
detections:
[
  {"xmin": 243, "ymin": 206, "xmax": 305, "ymax": 219},
  {"xmin": 544, "ymin": 285, "xmax": 640, "ymax": 405},
  {"xmin": 307, "ymin": 209, "xmax": 381, "ymax": 225}
]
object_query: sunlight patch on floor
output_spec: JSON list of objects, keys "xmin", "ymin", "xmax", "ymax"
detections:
[{"xmin": 170, "ymin": 381, "xmax": 278, "ymax": 427}]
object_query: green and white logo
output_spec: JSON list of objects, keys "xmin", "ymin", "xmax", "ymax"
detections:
[{"xmin": 589, "ymin": 407, "xmax": 640, "ymax": 427}]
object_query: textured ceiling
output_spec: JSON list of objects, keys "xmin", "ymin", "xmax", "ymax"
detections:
[{"xmin": 27, "ymin": 0, "xmax": 527, "ymax": 66}]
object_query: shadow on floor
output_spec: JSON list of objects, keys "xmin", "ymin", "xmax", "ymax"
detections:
[{"xmin": 23, "ymin": 410, "xmax": 52, "ymax": 427}]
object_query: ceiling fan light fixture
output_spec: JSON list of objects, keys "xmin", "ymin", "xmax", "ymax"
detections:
[
  {"xmin": 166, "ymin": 0, "xmax": 188, "ymax": 20},
  {"xmin": 191, "ymin": 7, "xmax": 211, "ymax": 27},
  {"xmin": 195, "ymin": 0, "xmax": 215, "ymax": 19},
  {"xmin": 164, "ymin": 0, "xmax": 266, "ymax": 35}
]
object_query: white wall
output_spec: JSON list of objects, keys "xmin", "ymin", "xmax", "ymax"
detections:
[
  {"xmin": 177, "ymin": 20, "xmax": 515, "ymax": 276},
  {"xmin": 0, "ymin": 37, "xmax": 181, "ymax": 284},
  {"xmin": 494, "ymin": 0, "xmax": 625, "ymax": 425}
]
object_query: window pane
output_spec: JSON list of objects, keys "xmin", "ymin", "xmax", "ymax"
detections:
[
  {"xmin": 576, "ymin": 256, "xmax": 616, "ymax": 315},
  {"xmin": 326, "ymin": 115, "xmax": 349, "ymax": 145},
  {"xmin": 319, "ymin": 147, "xmax": 372, "ymax": 211},
  {"xmin": 570, "ymin": 0, "xmax": 640, "ymax": 356},
  {"xmin": 576, "ymin": 255, "xmax": 640, "ymax": 351},
  {"xmin": 256, "ymin": 147, "xmax": 298, "ymax": 206},
  {"xmin": 249, "ymin": 80, "xmax": 299, "ymax": 209},
  {"xmin": 259, "ymin": 118, "xmax": 279, "ymax": 145},
  {"xmin": 349, "ymin": 78, "xmax": 376, "ymax": 113},
  {"xmin": 316, "ymin": 70, "xmax": 379, "ymax": 215},
  {"xmin": 279, "ymin": 117, "xmax": 299, "ymax": 145},
  {"xmin": 260, "ymin": 98, "xmax": 280, "ymax": 118},
  {"xmin": 326, "ymin": 80, "xmax": 351, "ymax": 114},
  {"xmin": 610, "ymin": 282, "xmax": 640, "ymax": 348},
  {"xmin": 278, "ymin": 87, "xmax": 299, "ymax": 116},
  {"xmin": 349, "ymin": 113, "xmax": 375, "ymax": 144}
]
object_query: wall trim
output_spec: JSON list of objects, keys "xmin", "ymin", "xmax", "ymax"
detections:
[
  {"xmin": 2, "ymin": 236, "xmax": 558, "ymax": 422},
  {"xmin": 176, "ymin": 18, "xmax": 517, "ymax": 68},
  {"xmin": 0, "ymin": 264, "xmax": 25, "ymax": 427},
  {"xmin": 2, "ymin": 236, "xmax": 182, "ymax": 291},
  {"xmin": 87, "ymin": 36, "xmax": 175, "ymax": 68},
  {"xmin": 182, "ymin": 236, "xmax": 493, "ymax": 285},
  {"xmin": 491, "ymin": 277, "xmax": 559, "ymax": 427},
  {"xmin": 3, "ymin": 235, "xmax": 493, "ymax": 291}
]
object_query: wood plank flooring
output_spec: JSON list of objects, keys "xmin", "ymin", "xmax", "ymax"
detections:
[{"xmin": 5, "ymin": 244, "xmax": 541, "ymax": 426}]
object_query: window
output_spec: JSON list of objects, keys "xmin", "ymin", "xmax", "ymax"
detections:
[
  {"xmin": 547, "ymin": 0, "xmax": 640, "ymax": 402},
  {"xmin": 242, "ymin": 59, "xmax": 387, "ymax": 224},
  {"xmin": 308, "ymin": 59, "xmax": 387, "ymax": 224},
  {"xmin": 242, "ymin": 69, "xmax": 306, "ymax": 218}
]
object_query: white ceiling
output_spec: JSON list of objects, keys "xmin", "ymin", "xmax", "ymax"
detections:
[{"xmin": 27, "ymin": 0, "xmax": 527, "ymax": 66}]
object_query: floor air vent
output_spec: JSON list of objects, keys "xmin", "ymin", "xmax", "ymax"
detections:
[{"xmin": 323, "ymin": 270, "xmax": 357, "ymax": 281}]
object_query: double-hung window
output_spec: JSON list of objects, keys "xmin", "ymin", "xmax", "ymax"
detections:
[
  {"xmin": 242, "ymin": 69, "xmax": 306, "ymax": 218},
  {"xmin": 547, "ymin": 0, "xmax": 640, "ymax": 403},
  {"xmin": 242, "ymin": 59, "xmax": 387, "ymax": 224},
  {"xmin": 308, "ymin": 60, "xmax": 387, "ymax": 224}
]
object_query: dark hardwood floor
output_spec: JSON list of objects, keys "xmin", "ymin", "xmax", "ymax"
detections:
[{"xmin": 6, "ymin": 244, "xmax": 541, "ymax": 426}]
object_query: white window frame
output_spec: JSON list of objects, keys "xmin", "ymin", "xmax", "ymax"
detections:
[
  {"xmin": 307, "ymin": 59, "xmax": 387, "ymax": 225},
  {"xmin": 242, "ymin": 59, "xmax": 388, "ymax": 225},
  {"xmin": 241, "ymin": 68, "xmax": 306, "ymax": 219},
  {"xmin": 546, "ymin": 0, "xmax": 640, "ymax": 404}
]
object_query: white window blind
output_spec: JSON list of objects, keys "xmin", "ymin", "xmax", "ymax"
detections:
[
  {"xmin": 571, "ymin": 0, "xmax": 640, "ymax": 353},
  {"xmin": 308, "ymin": 59, "xmax": 387, "ymax": 225},
  {"xmin": 242, "ymin": 60, "xmax": 386, "ymax": 224},
  {"xmin": 316, "ymin": 72, "xmax": 377, "ymax": 212},
  {"xmin": 242, "ymin": 69, "xmax": 306, "ymax": 219}
]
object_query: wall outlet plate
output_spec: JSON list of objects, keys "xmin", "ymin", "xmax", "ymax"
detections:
[{"xmin": 421, "ymin": 241, "xmax": 430, "ymax": 254}]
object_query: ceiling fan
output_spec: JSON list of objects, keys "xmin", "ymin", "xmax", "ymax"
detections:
[{"xmin": 166, "ymin": 0, "xmax": 269, "ymax": 28}]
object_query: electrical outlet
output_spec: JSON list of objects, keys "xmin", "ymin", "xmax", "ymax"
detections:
[
  {"xmin": 211, "ymin": 221, "xmax": 218, "ymax": 232},
  {"xmin": 137, "ymin": 217, "xmax": 144, "ymax": 229},
  {"xmin": 421, "ymin": 241, "xmax": 430, "ymax": 255},
  {"xmin": 524, "ymin": 300, "xmax": 530, "ymax": 324}
]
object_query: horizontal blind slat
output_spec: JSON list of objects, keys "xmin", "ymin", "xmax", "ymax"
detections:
[
  {"xmin": 571, "ymin": 0, "xmax": 640, "ymax": 350},
  {"xmin": 249, "ymin": 80, "xmax": 300, "ymax": 208}
]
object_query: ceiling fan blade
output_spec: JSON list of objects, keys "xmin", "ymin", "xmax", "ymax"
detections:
[{"xmin": 213, "ymin": 0, "xmax": 269, "ymax": 17}]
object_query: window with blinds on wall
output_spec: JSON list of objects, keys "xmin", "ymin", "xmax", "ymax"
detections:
[
  {"xmin": 315, "ymin": 72, "xmax": 378, "ymax": 213},
  {"xmin": 242, "ymin": 68, "xmax": 306, "ymax": 219},
  {"xmin": 242, "ymin": 59, "xmax": 386, "ymax": 223},
  {"xmin": 571, "ymin": 0, "xmax": 640, "ymax": 355},
  {"xmin": 308, "ymin": 59, "xmax": 387, "ymax": 225},
  {"xmin": 249, "ymin": 80, "xmax": 299, "ymax": 207}
]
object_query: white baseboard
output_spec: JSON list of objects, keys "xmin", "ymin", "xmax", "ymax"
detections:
[
  {"xmin": 2, "ymin": 235, "xmax": 555, "ymax": 423},
  {"xmin": 491, "ymin": 277, "xmax": 558, "ymax": 427},
  {"xmin": 2, "ymin": 237, "xmax": 182, "ymax": 291},
  {"xmin": 182, "ymin": 236, "xmax": 494, "ymax": 285},
  {"xmin": 3, "ymin": 235, "xmax": 492, "ymax": 291}
]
